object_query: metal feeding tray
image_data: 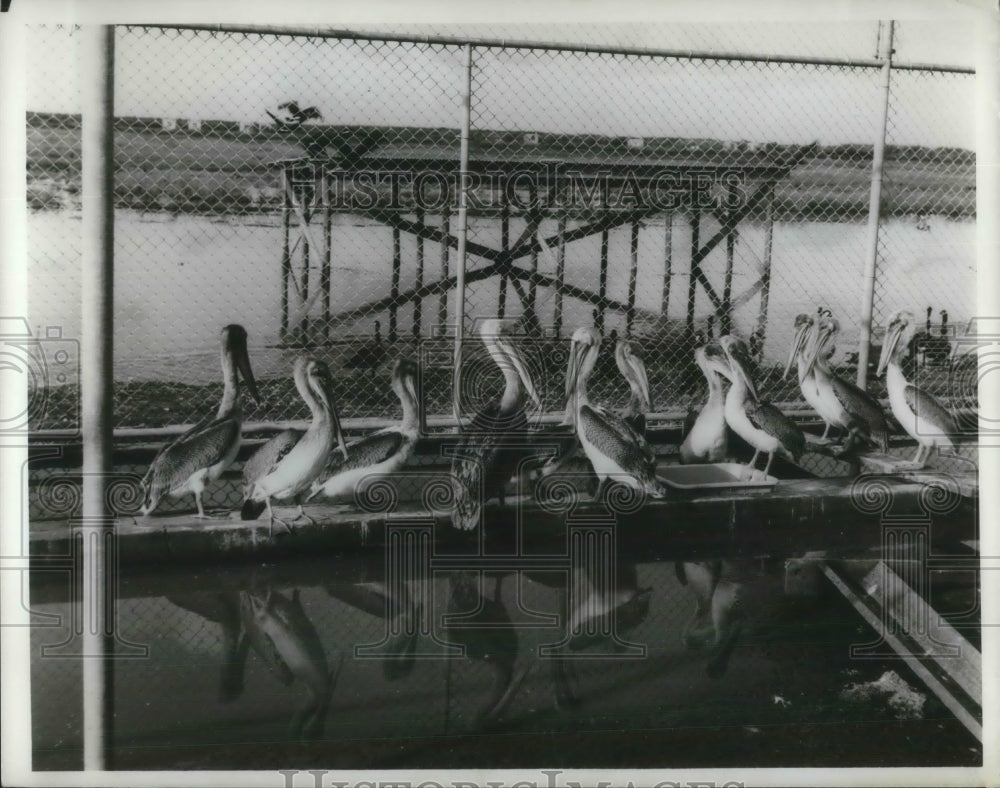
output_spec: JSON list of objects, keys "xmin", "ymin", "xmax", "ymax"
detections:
[{"xmin": 658, "ymin": 462, "xmax": 779, "ymax": 490}]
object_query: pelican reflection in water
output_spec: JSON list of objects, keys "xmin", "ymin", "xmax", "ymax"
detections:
[{"xmin": 239, "ymin": 583, "xmax": 343, "ymax": 741}]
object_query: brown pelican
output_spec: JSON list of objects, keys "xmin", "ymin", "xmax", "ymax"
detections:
[
  {"xmin": 876, "ymin": 310, "xmax": 958, "ymax": 467},
  {"xmin": 565, "ymin": 327, "xmax": 665, "ymax": 498},
  {"xmin": 615, "ymin": 339, "xmax": 651, "ymax": 435},
  {"xmin": 783, "ymin": 313, "xmax": 831, "ymax": 437},
  {"xmin": 450, "ymin": 319, "xmax": 541, "ymax": 531},
  {"xmin": 239, "ymin": 585, "xmax": 343, "ymax": 740},
  {"xmin": 719, "ymin": 335, "xmax": 805, "ymax": 480},
  {"xmin": 679, "ymin": 343, "xmax": 731, "ymax": 464},
  {"xmin": 804, "ymin": 314, "xmax": 890, "ymax": 452},
  {"xmin": 242, "ymin": 357, "xmax": 347, "ymax": 533},
  {"xmin": 140, "ymin": 324, "xmax": 260, "ymax": 518},
  {"xmin": 308, "ymin": 358, "xmax": 420, "ymax": 502}
]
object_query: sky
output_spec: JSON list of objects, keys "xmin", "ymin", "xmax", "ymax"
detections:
[{"xmin": 22, "ymin": 18, "xmax": 978, "ymax": 149}]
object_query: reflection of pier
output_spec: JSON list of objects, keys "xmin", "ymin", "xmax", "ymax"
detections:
[{"xmin": 274, "ymin": 134, "xmax": 817, "ymax": 346}]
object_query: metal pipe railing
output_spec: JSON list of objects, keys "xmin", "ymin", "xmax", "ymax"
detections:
[
  {"xmin": 137, "ymin": 23, "xmax": 975, "ymax": 74},
  {"xmin": 856, "ymin": 21, "xmax": 894, "ymax": 389},
  {"xmin": 80, "ymin": 23, "xmax": 116, "ymax": 771},
  {"xmin": 451, "ymin": 43, "xmax": 473, "ymax": 430}
]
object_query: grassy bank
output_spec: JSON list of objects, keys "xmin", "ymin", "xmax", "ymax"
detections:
[{"xmin": 26, "ymin": 125, "xmax": 976, "ymax": 220}]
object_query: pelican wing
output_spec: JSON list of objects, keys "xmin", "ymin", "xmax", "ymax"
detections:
[
  {"xmin": 242, "ymin": 429, "xmax": 304, "ymax": 496},
  {"xmin": 143, "ymin": 414, "xmax": 240, "ymax": 499},
  {"xmin": 578, "ymin": 404, "xmax": 657, "ymax": 470},
  {"xmin": 318, "ymin": 429, "xmax": 408, "ymax": 479},
  {"xmin": 903, "ymin": 384, "xmax": 958, "ymax": 434},
  {"xmin": 829, "ymin": 375, "xmax": 890, "ymax": 450},
  {"xmin": 450, "ymin": 402, "xmax": 529, "ymax": 530},
  {"xmin": 744, "ymin": 400, "xmax": 805, "ymax": 459}
]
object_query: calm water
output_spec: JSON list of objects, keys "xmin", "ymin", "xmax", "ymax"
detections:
[
  {"xmin": 30, "ymin": 552, "xmax": 980, "ymax": 770},
  {"xmin": 26, "ymin": 210, "xmax": 976, "ymax": 384}
]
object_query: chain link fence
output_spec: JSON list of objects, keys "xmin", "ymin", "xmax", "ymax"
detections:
[{"xmin": 23, "ymin": 22, "xmax": 978, "ymax": 506}]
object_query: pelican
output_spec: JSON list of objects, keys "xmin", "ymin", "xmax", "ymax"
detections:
[
  {"xmin": 308, "ymin": 357, "xmax": 420, "ymax": 502},
  {"xmin": 804, "ymin": 314, "xmax": 890, "ymax": 452},
  {"xmin": 536, "ymin": 337, "xmax": 650, "ymax": 492},
  {"xmin": 679, "ymin": 343, "xmax": 731, "ymax": 464},
  {"xmin": 783, "ymin": 313, "xmax": 831, "ymax": 438},
  {"xmin": 242, "ymin": 357, "xmax": 347, "ymax": 533},
  {"xmin": 719, "ymin": 335, "xmax": 805, "ymax": 479},
  {"xmin": 876, "ymin": 310, "xmax": 958, "ymax": 467},
  {"xmin": 140, "ymin": 324, "xmax": 260, "ymax": 518},
  {"xmin": 615, "ymin": 339, "xmax": 651, "ymax": 435},
  {"xmin": 565, "ymin": 327, "xmax": 665, "ymax": 498},
  {"xmin": 451, "ymin": 319, "xmax": 541, "ymax": 531}
]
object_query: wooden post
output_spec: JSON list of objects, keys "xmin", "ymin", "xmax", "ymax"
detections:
[
  {"xmin": 413, "ymin": 208, "xmax": 424, "ymax": 338},
  {"xmin": 722, "ymin": 187, "xmax": 736, "ymax": 336},
  {"xmin": 757, "ymin": 185, "xmax": 776, "ymax": 353},
  {"xmin": 598, "ymin": 224, "xmax": 609, "ymax": 335},
  {"xmin": 686, "ymin": 209, "xmax": 700, "ymax": 336},
  {"xmin": 390, "ymin": 225, "xmax": 401, "ymax": 342},
  {"xmin": 499, "ymin": 189, "xmax": 509, "ymax": 318},
  {"xmin": 321, "ymin": 166, "xmax": 332, "ymax": 341},
  {"xmin": 662, "ymin": 212, "xmax": 672, "ymax": 319},
  {"xmin": 627, "ymin": 220, "xmax": 639, "ymax": 337},
  {"xmin": 281, "ymin": 166, "xmax": 290, "ymax": 340},
  {"xmin": 439, "ymin": 204, "xmax": 450, "ymax": 335},
  {"xmin": 80, "ymin": 24, "xmax": 115, "ymax": 771},
  {"xmin": 554, "ymin": 211, "xmax": 567, "ymax": 337}
]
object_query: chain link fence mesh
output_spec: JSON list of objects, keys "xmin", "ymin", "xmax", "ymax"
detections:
[{"xmin": 23, "ymin": 22, "xmax": 978, "ymax": 514}]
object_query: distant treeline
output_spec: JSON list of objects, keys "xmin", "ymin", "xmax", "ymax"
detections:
[{"xmin": 26, "ymin": 111, "xmax": 975, "ymax": 166}]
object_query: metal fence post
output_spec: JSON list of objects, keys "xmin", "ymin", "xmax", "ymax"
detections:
[
  {"xmin": 452, "ymin": 43, "xmax": 473, "ymax": 428},
  {"xmin": 80, "ymin": 23, "xmax": 116, "ymax": 771},
  {"xmin": 857, "ymin": 20, "xmax": 894, "ymax": 388}
]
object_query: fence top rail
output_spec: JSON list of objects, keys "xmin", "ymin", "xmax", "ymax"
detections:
[{"xmin": 126, "ymin": 23, "xmax": 975, "ymax": 75}]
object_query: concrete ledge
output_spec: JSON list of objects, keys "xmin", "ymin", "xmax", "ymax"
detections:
[{"xmin": 29, "ymin": 473, "xmax": 977, "ymax": 569}]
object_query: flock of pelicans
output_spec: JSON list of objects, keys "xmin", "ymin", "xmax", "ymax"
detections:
[{"xmin": 137, "ymin": 308, "xmax": 960, "ymax": 531}]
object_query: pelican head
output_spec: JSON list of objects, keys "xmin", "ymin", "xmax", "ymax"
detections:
[
  {"xmin": 803, "ymin": 315, "xmax": 840, "ymax": 376},
  {"xmin": 562, "ymin": 327, "xmax": 601, "ymax": 425},
  {"xmin": 783, "ymin": 313, "xmax": 815, "ymax": 380},
  {"xmin": 696, "ymin": 341, "xmax": 732, "ymax": 383},
  {"xmin": 719, "ymin": 335, "xmax": 758, "ymax": 399},
  {"xmin": 480, "ymin": 319, "xmax": 542, "ymax": 412},
  {"xmin": 222, "ymin": 324, "xmax": 261, "ymax": 403},
  {"xmin": 392, "ymin": 357, "xmax": 420, "ymax": 412},
  {"xmin": 876, "ymin": 310, "xmax": 915, "ymax": 378},
  {"xmin": 615, "ymin": 339, "xmax": 651, "ymax": 414}
]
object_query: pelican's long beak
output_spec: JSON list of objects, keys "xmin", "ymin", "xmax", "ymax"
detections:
[
  {"xmin": 561, "ymin": 342, "xmax": 580, "ymax": 427},
  {"xmin": 235, "ymin": 338, "xmax": 261, "ymax": 403},
  {"xmin": 876, "ymin": 323, "xmax": 901, "ymax": 378},
  {"xmin": 331, "ymin": 402, "xmax": 348, "ymax": 462},
  {"xmin": 727, "ymin": 345, "xmax": 758, "ymax": 399},
  {"xmin": 502, "ymin": 340, "xmax": 541, "ymax": 412},
  {"xmin": 312, "ymin": 370, "xmax": 348, "ymax": 461},
  {"xmin": 625, "ymin": 353, "xmax": 652, "ymax": 413},
  {"xmin": 802, "ymin": 324, "xmax": 832, "ymax": 378},
  {"xmin": 783, "ymin": 323, "xmax": 810, "ymax": 380}
]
